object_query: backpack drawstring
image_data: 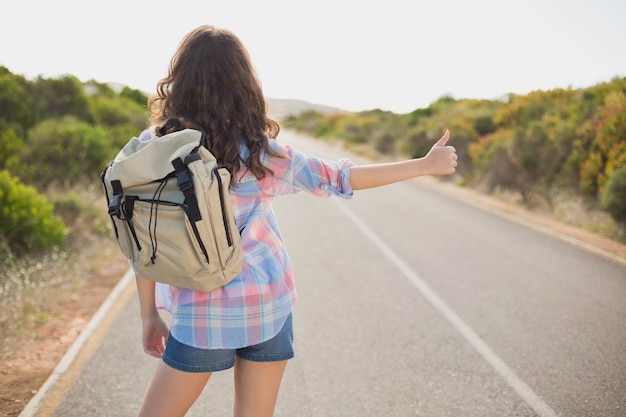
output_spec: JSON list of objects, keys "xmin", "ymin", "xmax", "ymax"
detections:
[{"xmin": 149, "ymin": 179, "xmax": 168, "ymax": 263}]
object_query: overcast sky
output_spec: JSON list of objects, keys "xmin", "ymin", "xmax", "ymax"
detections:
[{"xmin": 2, "ymin": 0, "xmax": 625, "ymax": 113}]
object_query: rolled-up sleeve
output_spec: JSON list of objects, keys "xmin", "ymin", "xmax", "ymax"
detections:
[
  {"xmin": 318, "ymin": 158, "xmax": 353, "ymax": 198},
  {"xmin": 263, "ymin": 140, "xmax": 354, "ymax": 199}
]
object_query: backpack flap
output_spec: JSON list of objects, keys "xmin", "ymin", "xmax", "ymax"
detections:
[{"xmin": 107, "ymin": 129, "xmax": 206, "ymax": 187}]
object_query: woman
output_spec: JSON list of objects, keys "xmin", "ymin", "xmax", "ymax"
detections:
[{"xmin": 135, "ymin": 25, "xmax": 457, "ymax": 417}]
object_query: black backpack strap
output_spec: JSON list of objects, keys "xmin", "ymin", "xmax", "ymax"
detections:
[
  {"xmin": 102, "ymin": 164, "xmax": 120, "ymax": 239},
  {"xmin": 122, "ymin": 196, "xmax": 142, "ymax": 253},
  {"xmin": 108, "ymin": 180, "xmax": 124, "ymax": 217},
  {"xmin": 104, "ymin": 177, "xmax": 142, "ymax": 253},
  {"xmin": 158, "ymin": 118, "xmax": 182, "ymax": 136},
  {"xmin": 172, "ymin": 157, "xmax": 202, "ymax": 222}
]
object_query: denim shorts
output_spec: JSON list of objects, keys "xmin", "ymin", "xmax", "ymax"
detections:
[{"xmin": 162, "ymin": 314, "xmax": 294, "ymax": 373}]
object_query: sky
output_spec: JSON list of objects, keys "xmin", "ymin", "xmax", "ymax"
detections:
[{"xmin": 2, "ymin": 0, "xmax": 626, "ymax": 114}]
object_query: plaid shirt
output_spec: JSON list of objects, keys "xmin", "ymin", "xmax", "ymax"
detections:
[{"xmin": 155, "ymin": 137, "xmax": 354, "ymax": 349}]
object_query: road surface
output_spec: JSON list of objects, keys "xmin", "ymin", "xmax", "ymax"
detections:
[{"xmin": 24, "ymin": 131, "xmax": 626, "ymax": 417}]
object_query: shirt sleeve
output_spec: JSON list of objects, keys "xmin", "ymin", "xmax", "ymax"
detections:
[{"xmin": 261, "ymin": 140, "xmax": 354, "ymax": 199}]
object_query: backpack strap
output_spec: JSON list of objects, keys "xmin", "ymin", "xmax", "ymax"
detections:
[
  {"xmin": 171, "ymin": 154, "xmax": 211, "ymax": 264},
  {"xmin": 102, "ymin": 164, "xmax": 120, "ymax": 239},
  {"xmin": 107, "ymin": 180, "xmax": 124, "ymax": 217},
  {"xmin": 121, "ymin": 197, "xmax": 142, "ymax": 254},
  {"xmin": 105, "ymin": 179, "xmax": 142, "ymax": 254},
  {"xmin": 172, "ymin": 156, "xmax": 202, "ymax": 223},
  {"xmin": 158, "ymin": 118, "xmax": 182, "ymax": 136}
]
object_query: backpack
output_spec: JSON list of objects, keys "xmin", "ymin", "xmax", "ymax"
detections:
[{"xmin": 101, "ymin": 120, "xmax": 243, "ymax": 292}]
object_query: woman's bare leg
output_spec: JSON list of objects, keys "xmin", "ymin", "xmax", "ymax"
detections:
[
  {"xmin": 136, "ymin": 360, "xmax": 212, "ymax": 417},
  {"xmin": 233, "ymin": 357, "xmax": 288, "ymax": 417}
]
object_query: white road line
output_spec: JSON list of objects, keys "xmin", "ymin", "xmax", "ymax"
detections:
[{"xmin": 334, "ymin": 199, "xmax": 558, "ymax": 417}]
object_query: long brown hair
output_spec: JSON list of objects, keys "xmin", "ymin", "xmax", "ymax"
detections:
[{"xmin": 148, "ymin": 25, "xmax": 282, "ymax": 181}]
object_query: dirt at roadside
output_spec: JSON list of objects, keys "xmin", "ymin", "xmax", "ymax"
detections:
[{"xmin": 0, "ymin": 251, "xmax": 129, "ymax": 417}]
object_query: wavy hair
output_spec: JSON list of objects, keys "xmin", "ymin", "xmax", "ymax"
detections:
[{"xmin": 148, "ymin": 25, "xmax": 282, "ymax": 182}]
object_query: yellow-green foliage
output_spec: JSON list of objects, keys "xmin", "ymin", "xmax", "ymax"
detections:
[
  {"xmin": 289, "ymin": 78, "xmax": 626, "ymax": 223},
  {"xmin": 578, "ymin": 90, "xmax": 626, "ymax": 195},
  {"xmin": 469, "ymin": 129, "xmax": 512, "ymax": 179},
  {"xmin": 318, "ymin": 113, "xmax": 350, "ymax": 138}
]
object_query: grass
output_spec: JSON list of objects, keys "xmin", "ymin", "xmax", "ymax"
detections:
[
  {"xmin": 491, "ymin": 187, "xmax": 625, "ymax": 244},
  {"xmin": 553, "ymin": 195, "xmax": 625, "ymax": 243}
]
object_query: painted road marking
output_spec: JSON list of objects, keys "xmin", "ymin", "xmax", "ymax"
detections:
[{"xmin": 334, "ymin": 199, "xmax": 558, "ymax": 417}]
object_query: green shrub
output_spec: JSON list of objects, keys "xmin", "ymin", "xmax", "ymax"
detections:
[
  {"xmin": 473, "ymin": 115, "xmax": 496, "ymax": 135},
  {"xmin": 0, "ymin": 171, "xmax": 66, "ymax": 256},
  {"xmin": 30, "ymin": 74, "xmax": 94, "ymax": 124},
  {"xmin": 284, "ymin": 110, "xmax": 324, "ymax": 136},
  {"xmin": 600, "ymin": 167, "xmax": 626, "ymax": 223},
  {"xmin": 10, "ymin": 116, "xmax": 111, "ymax": 188},
  {"xmin": 0, "ymin": 71, "xmax": 32, "ymax": 131},
  {"xmin": 398, "ymin": 128, "xmax": 435, "ymax": 159},
  {"xmin": 120, "ymin": 86, "xmax": 148, "ymax": 106},
  {"xmin": 0, "ymin": 123, "xmax": 25, "ymax": 169},
  {"xmin": 89, "ymin": 94, "xmax": 147, "ymax": 129}
]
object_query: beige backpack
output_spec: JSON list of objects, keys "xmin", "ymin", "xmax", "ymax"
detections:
[{"xmin": 101, "ymin": 123, "xmax": 242, "ymax": 291}]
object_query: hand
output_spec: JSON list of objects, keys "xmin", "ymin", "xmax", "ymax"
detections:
[
  {"xmin": 141, "ymin": 314, "xmax": 169, "ymax": 358},
  {"xmin": 424, "ymin": 130, "xmax": 457, "ymax": 176}
]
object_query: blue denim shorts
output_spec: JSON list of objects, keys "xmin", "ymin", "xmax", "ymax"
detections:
[{"xmin": 162, "ymin": 314, "xmax": 294, "ymax": 373}]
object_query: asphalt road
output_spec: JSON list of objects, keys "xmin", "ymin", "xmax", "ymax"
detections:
[{"xmin": 25, "ymin": 131, "xmax": 626, "ymax": 417}]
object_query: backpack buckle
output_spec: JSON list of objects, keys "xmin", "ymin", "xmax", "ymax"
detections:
[
  {"xmin": 108, "ymin": 194, "xmax": 122, "ymax": 217},
  {"xmin": 108, "ymin": 180, "xmax": 124, "ymax": 217}
]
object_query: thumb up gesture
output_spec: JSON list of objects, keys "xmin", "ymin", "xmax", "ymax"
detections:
[{"xmin": 425, "ymin": 130, "xmax": 458, "ymax": 176}]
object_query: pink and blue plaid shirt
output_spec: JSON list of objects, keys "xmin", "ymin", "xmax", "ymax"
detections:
[{"xmin": 150, "ymin": 134, "xmax": 354, "ymax": 349}]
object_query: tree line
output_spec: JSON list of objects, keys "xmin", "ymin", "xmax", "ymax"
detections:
[
  {"xmin": 1, "ymin": 67, "xmax": 625, "ymax": 261},
  {"xmin": 0, "ymin": 66, "xmax": 149, "ymax": 257},
  {"xmin": 286, "ymin": 78, "xmax": 626, "ymax": 236}
]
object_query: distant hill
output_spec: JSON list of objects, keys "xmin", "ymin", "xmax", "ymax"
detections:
[
  {"xmin": 104, "ymin": 82, "xmax": 347, "ymax": 119},
  {"xmin": 267, "ymin": 98, "xmax": 349, "ymax": 119}
]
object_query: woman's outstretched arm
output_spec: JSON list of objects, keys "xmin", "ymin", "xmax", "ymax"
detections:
[{"xmin": 349, "ymin": 130, "xmax": 457, "ymax": 191}]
